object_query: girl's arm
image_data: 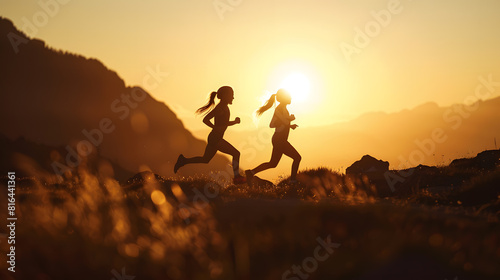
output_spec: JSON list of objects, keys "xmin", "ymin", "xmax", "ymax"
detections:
[
  {"xmin": 270, "ymin": 109, "xmax": 297, "ymax": 129},
  {"xmin": 289, "ymin": 114, "xmax": 297, "ymax": 129},
  {"xmin": 204, "ymin": 106, "xmax": 240, "ymax": 127},
  {"xmin": 271, "ymin": 118, "xmax": 297, "ymax": 129},
  {"xmin": 202, "ymin": 108, "xmax": 216, "ymax": 129},
  {"xmin": 270, "ymin": 106, "xmax": 292, "ymax": 128},
  {"xmin": 228, "ymin": 117, "xmax": 241, "ymax": 126}
]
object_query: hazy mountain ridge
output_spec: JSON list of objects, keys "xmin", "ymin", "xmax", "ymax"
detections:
[
  {"xmin": 301, "ymin": 97, "xmax": 500, "ymax": 169},
  {"xmin": 0, "ymin": 17, "xmax": 229, "ymax": 179}
]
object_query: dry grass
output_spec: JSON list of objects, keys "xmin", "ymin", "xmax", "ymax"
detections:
[{"xmin": 0, "ymin": 165, "xmax": 499, "ymax": 279}]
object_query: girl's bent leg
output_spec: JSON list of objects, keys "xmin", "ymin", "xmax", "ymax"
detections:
[
  {"xmin": 183, "ymin": 144, "xmax": 218, "ymax": 165},
  {"xmin": 282, "ymin": 141, "xmax": 301, "ymax": 180},
  {"xmin": 251, "ymin": 145, "xmax": 283, "ymax": 175},
  {"xmin": 217, "ymin": 139, "xmax": 241, "ymax": 177}
]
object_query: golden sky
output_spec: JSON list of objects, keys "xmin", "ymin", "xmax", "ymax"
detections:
[{"xmin": 3, "ymin": 0, "xmax": 500, "ymax": 133}]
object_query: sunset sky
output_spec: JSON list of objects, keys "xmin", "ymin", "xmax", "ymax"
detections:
[{"xmin": 3, "ymin": 0, "xmax": 500, "ymax": 133}]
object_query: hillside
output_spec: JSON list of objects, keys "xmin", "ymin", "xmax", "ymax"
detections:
[
  {"xmin": 0, "ymin": 133, "xmax": 135, "ymax": 181},
  {"xmin": 2, "ymin": 153, "xmax": 499, "ymax": 279},
  {"xmin": 0, "ymin": 17, "xmax": 229, "ymax": 180}
]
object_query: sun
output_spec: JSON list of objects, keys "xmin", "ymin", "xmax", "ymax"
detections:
[{"xmin": 280, "ymin": 72, "xmax": 311, "ymax": 102}]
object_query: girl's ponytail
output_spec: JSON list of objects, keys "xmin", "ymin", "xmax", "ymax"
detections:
[
  {"xmin": 256, "ymin": 94, "xmax": 276, "ymax": 116},
  {"xmin": 196, "ymin": 91, "xmax": 217, "ymax": 115}
]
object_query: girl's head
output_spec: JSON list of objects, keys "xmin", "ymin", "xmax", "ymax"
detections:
[
  {"xmin": 256, "ymin": 88, "xmax": 291, "ymax": 116},
  {"xmin": 217, "ymin": 86, "xmax": 234, "ymax": 104},
  {"xmin": 196, "ymin": 86, "xmax": 234, "ymax": 115},
  {"xmin": 276, "ymin": 89, "xmax": 291, "ymax": 104}
]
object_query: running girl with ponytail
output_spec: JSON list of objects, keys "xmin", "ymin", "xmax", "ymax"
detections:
[
  {"xmin": 245, "ymin": 89, "xmax": 301, "ymax": 185},
  {"xmin": 174, "ymin": 86, "xmax": 246, "ymax": 184}
]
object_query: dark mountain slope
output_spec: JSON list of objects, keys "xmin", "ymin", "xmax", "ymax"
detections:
[{"xmin": 0, "ymin": 17, "xmax": 229, "ymax": 178}]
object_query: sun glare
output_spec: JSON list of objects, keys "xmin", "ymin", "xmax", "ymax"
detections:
[{"xmin": 280, "ymin": 72, "xmax": 311, "ymax": 102}]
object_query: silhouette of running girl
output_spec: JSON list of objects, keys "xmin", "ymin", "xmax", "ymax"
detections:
[
  {"xmin": 174, "ymin": 86, "xmax": 246, "ymax": 184},
  {"xmin": 246, "ymin": 89, "xmax": 301, "ymax": 185}
]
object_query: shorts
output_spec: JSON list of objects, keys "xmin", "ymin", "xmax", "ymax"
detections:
[{"xmin": 207, "ymin": 130, "xmax": 224, "ymax": 147}]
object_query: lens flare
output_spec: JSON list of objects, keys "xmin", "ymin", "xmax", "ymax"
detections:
[{"xmin": 280, "ymin": 72, "xmax": 311, "ymax": 102}]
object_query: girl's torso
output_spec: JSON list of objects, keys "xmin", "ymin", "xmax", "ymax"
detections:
[
  {"xmin": 209, "ymin": 104, "xmax": 230, "ymax": 141},
  {"xmin": 271, "ymin": 105, "xmax": 290, "ymax": 142}
]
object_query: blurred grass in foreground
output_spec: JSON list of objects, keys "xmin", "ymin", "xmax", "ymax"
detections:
[{"xmin": 0, "ymin": 163, "xmax": 499, "ymax": 280}]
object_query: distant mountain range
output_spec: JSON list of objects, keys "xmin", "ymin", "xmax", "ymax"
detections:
[
  {"xmin": 0, "ymin": 17, "xmax": 229, "ymax": 180},
  {"xmin": 299, "ymin": 97, "xmax": 500, "ymax": 169}
]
